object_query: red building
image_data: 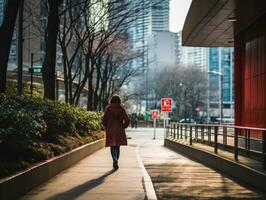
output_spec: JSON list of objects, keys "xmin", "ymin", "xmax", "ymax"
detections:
[{"xmin": 182, "ymin": 0, "xmax": 266, "ymax": 138}]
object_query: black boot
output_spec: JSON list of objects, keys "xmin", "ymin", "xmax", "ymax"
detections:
[{"xmin": 113, "ymin": 160, "xmax": 119, "ymax": 170}]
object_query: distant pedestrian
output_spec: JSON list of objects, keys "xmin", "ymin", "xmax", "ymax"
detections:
[
  {"xmin": 131, "ymin": 113, "xmax": 138, "ymax": 128},
  {"xmin": 102, "ymin": 95, "xmax": 130, "ymax": 170}
]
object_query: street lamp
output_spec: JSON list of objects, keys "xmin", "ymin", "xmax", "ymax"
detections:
[
  {"xmin": 179, "ymin": 82, "xmax": 187, "ymax": 122},
  {"xmin": 208, "ymin": 70, "xmax": 223, "ymax": 124}
]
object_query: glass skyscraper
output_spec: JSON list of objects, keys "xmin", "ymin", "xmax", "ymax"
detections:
[
  {"xmin": 208, "ymin": 47, "xmax": 234, "ymax": 121},
  {"xmin": 151, "ymin": 0, "xmax": 169, "ymax": 32},
  {"xmin": 181, "ymin": 46, "xmax": 208, "ymax": 71},
  {"xmin": 129, "ymin": 0, "xmax": 170, "ymax": 69}
]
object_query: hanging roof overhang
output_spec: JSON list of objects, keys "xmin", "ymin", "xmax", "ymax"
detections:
[
  {"xmin": 182, "ymin": 0, "xmax": 235, "ymax": 47},
  {"xmin": 182, "ymin": 0, "xmax": 266, "ymax": 47}
]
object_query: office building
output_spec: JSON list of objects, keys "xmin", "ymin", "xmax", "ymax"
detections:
[
  {"xmin": 151, "ymin": 0, "xmax": 169, "ymax": 32},
  {"xmin": 129, "ymin": 0, "xmax": 170, "ymax": 69},
  {"xmin": 208, "ymin": 47, "xmax": 234, "ymax": 121},
  {"xmin": 148, "ymin": 31, "xmax": 180, "ymax": 69},
  {"xmin": 181, "ymin": 46, "xmax": 208, "ymax": 71}
]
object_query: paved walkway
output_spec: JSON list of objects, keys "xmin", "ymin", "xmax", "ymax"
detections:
[
  {"xmin": 18, "ymin": 128, "xmax": 266, "ymax": 200},
  {"xmin": 20, "ymin": 147, "xmax": 146, "ymax": 200},
  {"xmin": 139, "ymin": 139, "xmax": 266, "ymax": 200}
]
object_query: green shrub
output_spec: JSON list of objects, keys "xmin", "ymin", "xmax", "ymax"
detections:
[
  {"xmin": 0, "ymin": 94, "xmax": 104, "ymax": 178},
  {"xmin": 6, "ymin": 80, "xmax": 43, "ymax": 98},
  {"xmin": 0, "ymin": 94, "xmax": 103, "ymax": 141}
]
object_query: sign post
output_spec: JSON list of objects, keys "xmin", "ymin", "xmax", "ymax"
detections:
[
  {"xmin": 161, "ymin": 98, "xmax": 172, "ymax": 138},
  {"xmin": 30, "ymin": 53, "xmax": 33, "ymax": 97},
  {"xmin": 151, "ymin": 110, "xmax": 159, "ymax": 140},
  {"xmin": 28, "ymin": 54, "xmax": 42, "ymax": 97}
]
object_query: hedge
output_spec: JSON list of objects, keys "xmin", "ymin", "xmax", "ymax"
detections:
[{"xmin": 0, "ymin": 94, "xmax": 104, "ymax": 177}]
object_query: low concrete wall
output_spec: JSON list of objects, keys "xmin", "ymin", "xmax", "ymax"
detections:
[
  {"xmin": 0, "ymin": 139, "xmax": 105, "ymax": 200},
  {"xmin": 164, "ymin": 139, "xmax": 266, "ymax": 192}
]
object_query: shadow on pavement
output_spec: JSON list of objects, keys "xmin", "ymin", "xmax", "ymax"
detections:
[{"xmin": 46, "ymin": 169, "xmax": 116, "ymax": 200}]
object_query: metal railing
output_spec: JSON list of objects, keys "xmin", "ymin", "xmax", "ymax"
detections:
[{"xmin": 166, "ymin": 123, "xmax": 266, "ymax": 170}]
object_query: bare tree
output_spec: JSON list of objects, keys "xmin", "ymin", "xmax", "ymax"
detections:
[
  {"xmin": 42, "ymin": 0, "xmax": 63, "ymax": 100},
  {"xmin": 151, "ymin": 65, "xmax": 207, "ymax": 121},
  {"xmin": 0, "ymin": 0, "xmax": 22, "ymax": 93}
]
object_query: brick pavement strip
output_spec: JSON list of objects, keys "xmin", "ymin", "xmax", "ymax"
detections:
[
  {"xmin": 139, "ymin": 140, "xmax": 266, "ymax": 200},
  {"xmin": 19, "ymin": 147, "xmax": 146, "ymax": 200}
]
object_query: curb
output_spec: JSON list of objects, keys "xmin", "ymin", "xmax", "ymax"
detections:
[
  {"xmin": 164, "ymin": 138, "xmax": 266, "ymax": 192},
  {"xmin": 0, "ymin": 139, "xmax": 105, "ymax": 200},
  {"xmin": 136, "ymin": 146, "xmax": 157, "ymax": 200}
]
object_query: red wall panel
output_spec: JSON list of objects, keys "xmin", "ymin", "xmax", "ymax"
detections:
[{"xmin": 235, "ymin": 14, "xmax": 266, "ymax": 138}]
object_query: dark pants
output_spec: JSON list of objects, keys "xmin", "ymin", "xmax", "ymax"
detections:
[{"xmin": 110, "ymin": 146, "xmax": 120, "ymax": 161}]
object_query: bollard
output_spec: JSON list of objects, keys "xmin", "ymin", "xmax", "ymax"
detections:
[{"xmin": 214, "ymin": 126, "xmax": 218, "ymax": 154}]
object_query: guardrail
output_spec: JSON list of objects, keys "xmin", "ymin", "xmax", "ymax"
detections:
[{"xmin": 166, "ymin": 123, "xmax": 266, "ymax": 170}]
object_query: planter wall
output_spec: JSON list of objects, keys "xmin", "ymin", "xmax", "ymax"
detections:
[{"xmin": 0, "ymin": 139, "xmax": 105, "ymax": 200}]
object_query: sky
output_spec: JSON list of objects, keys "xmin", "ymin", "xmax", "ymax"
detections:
[{"xmin": 169, "ymin": 0, "xmax": 192, "ymax": 32}]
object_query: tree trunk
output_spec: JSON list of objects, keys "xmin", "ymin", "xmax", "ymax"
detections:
[
  {"xmin": 0, "ymin": 0, "xmax": 21, "ymax": 93},
  {"xmin": 63, "ymin": 51, "xmax": 69, "ymax": 103},
  {"xmin": 93, "ymin": 63, "xmax": 101, "ymax": 110},
  {"xmin": 42, "ymin": 0, "xmax": 62, "ymax": 100},
  {"xmin": 87, "ymin": 71, "xmax": 94, "ymax": 110},
  {"xmin": 87, "ymin": 58, "xmax": 95, "ymax": 110}
]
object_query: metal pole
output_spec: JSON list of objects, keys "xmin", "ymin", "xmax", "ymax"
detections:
[
  {"xmin": 220, "ymin": 74, "xmax": 223, "ymax": 124},
  {"xmin": 17, "ymin": 0, "xmax": 24, "ymax": 96},
  {"xmin": 56, "ymin": 71, "xmax": 59, "ymax": 100},
  {"xmin": 207, "ymin": 71, "xmax": 210, "ymax": 123},
  {"xmin": 234, "ymin": 128, "xmax": 239, "ymax": 160},
  {"xmin": 184, "ymin": 89, "xmax": 187, "ymax": 122},
  {"xmin": 189, "ymin": 126, "xmax": 192, "ymax": 145},
  {"xmin": 30, "ymin": 53, "xmax": 33, "ymax": 97},
  {"xmin": 163, "ymin": 112, "xmax": 166, "ymax": 138},
  {"xmin": 153, "ymin": 118, "xmax": 156, "ymax": 140},
  {"xmin": 214, "ymin": 126, "xmax": 218, "ymax": 154},
  {"xmin": 166, "ymin": 112, "xmax": 169, "ymax": 127}
]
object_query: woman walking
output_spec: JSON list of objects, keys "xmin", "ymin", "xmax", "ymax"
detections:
[{"xmin": 102, "ymin": 95, "xmax": 130, "ymax": 170}]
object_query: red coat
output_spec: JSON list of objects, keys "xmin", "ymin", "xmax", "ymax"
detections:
[{"xmin": 102, "ymin": 103, "xmax": 130, "ymax": 147}]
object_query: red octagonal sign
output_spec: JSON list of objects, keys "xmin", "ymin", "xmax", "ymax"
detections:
[{"xmin": 161, "ymin": 98, "xmax": 172, "ymax": 112}]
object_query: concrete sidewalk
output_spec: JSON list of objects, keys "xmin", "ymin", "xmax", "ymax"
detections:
[
  {"xmin": 139, "ymin": 139, "xmax": 266, "ymax": 200},
  {"xmin": 20, "ymin": 146, "xmax": 146, "ymax": 200}
]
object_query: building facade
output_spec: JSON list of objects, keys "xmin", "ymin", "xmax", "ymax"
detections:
[
  {"xmin": 148, "ymin": 31, "xmax": 180, "ymax": 69},
  {"xmin": 208, "ymin": 47, "xmax": 234, "ymax": 122},
  {"xmin": 151, "ymin": 0, "xmax": 169, "ymax": 32},
  {"xmin": 181, "ymin": 46, "xmax": 208, "ymax": 71},
  {"xmin": 129, "ymin": 0, "xmax": 170, "ymax": 70}
]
